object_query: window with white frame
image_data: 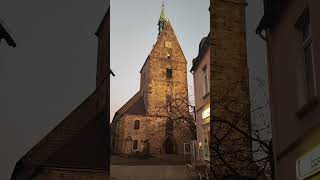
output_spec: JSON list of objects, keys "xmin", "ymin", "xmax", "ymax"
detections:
[
  {"xmin": 202, "ymin": 65, "xmax": 209, "ymax": 96},
  {"xmin": 297, "ymin": 9, "xmax": 316, "ymax": 102}
]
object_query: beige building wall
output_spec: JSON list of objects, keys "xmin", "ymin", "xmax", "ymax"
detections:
[
  {"xmin": 193, "ymin": 46, "xmax": 210, "ymax": 162},
  {"xmin": 258, "ymin": 0, "xmax": 320, "ymax": 179}
]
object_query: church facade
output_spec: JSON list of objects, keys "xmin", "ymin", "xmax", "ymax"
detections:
[{"xmin": 111, "ymin": 6, "xmax": 192, "ymax": 157}]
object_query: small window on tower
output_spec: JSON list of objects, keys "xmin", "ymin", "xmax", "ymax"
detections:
[{"xmin": 166, "ymin": 68, "xmax": 172, "ymax": 79}]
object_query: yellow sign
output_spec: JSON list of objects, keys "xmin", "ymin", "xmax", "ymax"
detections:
[{"xmin": 202, "ymin": 107, "xmax": 210, "ymax": 119}]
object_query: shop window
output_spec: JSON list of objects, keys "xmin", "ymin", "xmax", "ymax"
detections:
[
  {"xmin": 203, "ymin": 124, "xmax": 210, "ymax": 160},
  {"xmin": 134, "ymin": 120, "xmax": 140, "ymax": 129}
]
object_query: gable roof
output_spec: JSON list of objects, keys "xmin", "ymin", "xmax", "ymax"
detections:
[
  {"xmin": 10, "ymin": 80, "xmax": 109, "ymax": 180},
  {"xmin": 112, "ymin": 91, "xmax": 146, "ymax": 121}
]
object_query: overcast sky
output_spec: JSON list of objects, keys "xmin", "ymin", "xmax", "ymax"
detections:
[{"xmin": 1, "ymin": 0, "xmax": 267, "ymax": 179}]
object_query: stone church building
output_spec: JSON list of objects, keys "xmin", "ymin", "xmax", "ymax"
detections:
[{"xmin": 111, "ymin": 6, "xmax": 192, "ymax": 157}]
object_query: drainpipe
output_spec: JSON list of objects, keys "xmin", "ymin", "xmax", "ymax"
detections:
[{"xmin": 257, "ymin": 28, "xmax": 278, "ymax": 180}]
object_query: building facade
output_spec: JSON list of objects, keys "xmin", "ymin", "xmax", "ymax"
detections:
[
  {"xmin": 257, "ymin": 0, "xmax": 320, "ymax": 179},
  {"xmin": 111, "ymin": 6, "xmax": 192, "ymax": 158},
  {"xmin": 191, "ymin": 35, "xmax": 210, "ymax": 162}
]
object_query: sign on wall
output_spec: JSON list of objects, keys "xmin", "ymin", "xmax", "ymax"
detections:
[
  {"xmin": 184, "ymin": 143, "xmax": 191, "ymax": 154},
  {"xmin": 296, "ymin": 144, "xmax": 320, "ymax": 179}
]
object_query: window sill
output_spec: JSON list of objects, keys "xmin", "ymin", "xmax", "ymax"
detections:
[{"xmin": 296, "ymin": 96, "xmax": 319, "ymax": 119}]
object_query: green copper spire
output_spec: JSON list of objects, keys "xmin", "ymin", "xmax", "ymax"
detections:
[
  {"xmin": 158, "ymin": 4, "xmax": 167, "ymax": 35},
  {"xmin": 159, "ymin": 4, "xmax": 167, "ymax": 22}
]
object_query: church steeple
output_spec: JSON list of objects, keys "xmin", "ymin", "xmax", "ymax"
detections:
[{"xmin": 158, "ymin": 4, "xmax": 167, "ymax": 35}]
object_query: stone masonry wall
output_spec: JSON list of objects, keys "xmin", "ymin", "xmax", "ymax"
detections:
[
  {"xmin": 142, "ymin": 22, "xmax": 189, "ymax": 116},
  {"xmin": 211, "ymin": 0, "xmax": 256, "ymax": 178}
]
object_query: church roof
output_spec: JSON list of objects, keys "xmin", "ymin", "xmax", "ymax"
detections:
[
  {"xmin": 10, "ymin": 88, "xmax": 109, "ymax": 180},
  {"xmin": 112, "ymin": 91, "xmax": 146, "ymax": 121}
]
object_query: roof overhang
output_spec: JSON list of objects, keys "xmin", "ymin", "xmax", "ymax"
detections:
[{"xmin": 256, "ymin": 0, "xmax": 291, "ymax": 34}]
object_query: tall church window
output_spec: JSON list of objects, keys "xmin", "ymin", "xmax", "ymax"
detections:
[
  {"xmin": 134, "ymin": 120, "xmax": 140, "ymax": 129},
  {"xmin": 202, "ymin": 65, "xmax": 209, "ymax": 96},
  {"xmin": 133, "ymin": 140, "xmax": 138, "ymax": 150},
  {"xmin": 166, "ymin": 119, "xmax": 173, "ymax": 132},
  {"xmin": 166, "ymin": 68, "xmax": 172, "ymax": 79}
]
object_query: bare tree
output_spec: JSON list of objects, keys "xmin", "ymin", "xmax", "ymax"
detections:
[
  {"xmin": 151, "ymin": 93, "xmax": 197, "ymax": 140},
  {"xmin": 210, "ymin": 77, "xmax": 273, "ymax": 180}
]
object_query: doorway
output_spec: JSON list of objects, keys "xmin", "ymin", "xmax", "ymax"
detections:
[{"xmin": 163, "ymin": 136, "xmax": 175, "ymax": 154}]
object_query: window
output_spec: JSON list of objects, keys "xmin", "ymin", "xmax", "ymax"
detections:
[
  {"xmin": 165, "ymin": 119, "xmax": 173, "ymax": 131},
  {"xmin": 166, "ymin": 68, "xmax": 172, "ymax": 79},
  {"xmin": 134, "ymin": 120, "xmax": 140, "ymax": 129},
  {"xmin": 297, "ymin": 9, "xmax": 316, "ymax": 102},
  {"xmin": 202, "ymin": 65, "xmax": 209, "ymax": 96},
  {"xmin": 165, "ymin": 41, "xmax": 172, "ymax": 49},
  {"xmin": 133, "ymin": 140, "xmax": 138, "ymax": 150},
  {"xmin": 202, "ymin": 124, "xmax": 210, "ymax": 160}
]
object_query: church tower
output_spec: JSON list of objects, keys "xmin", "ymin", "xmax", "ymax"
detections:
[
  {"xmin": 140, "ymin": 5, "xmax": 188, "ymax": 117},
  {"xmin": 140, "ymin": 5, "xmax": 190, "ymax": 155}
]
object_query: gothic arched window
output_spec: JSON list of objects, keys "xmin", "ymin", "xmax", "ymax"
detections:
[
  {"xmin": 134, "ymin": 120, "xmax": 140, "ymax": 129},
  {"xmin": 165, "ymin": 119, "xmax": 173, "ymax": 131}
]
